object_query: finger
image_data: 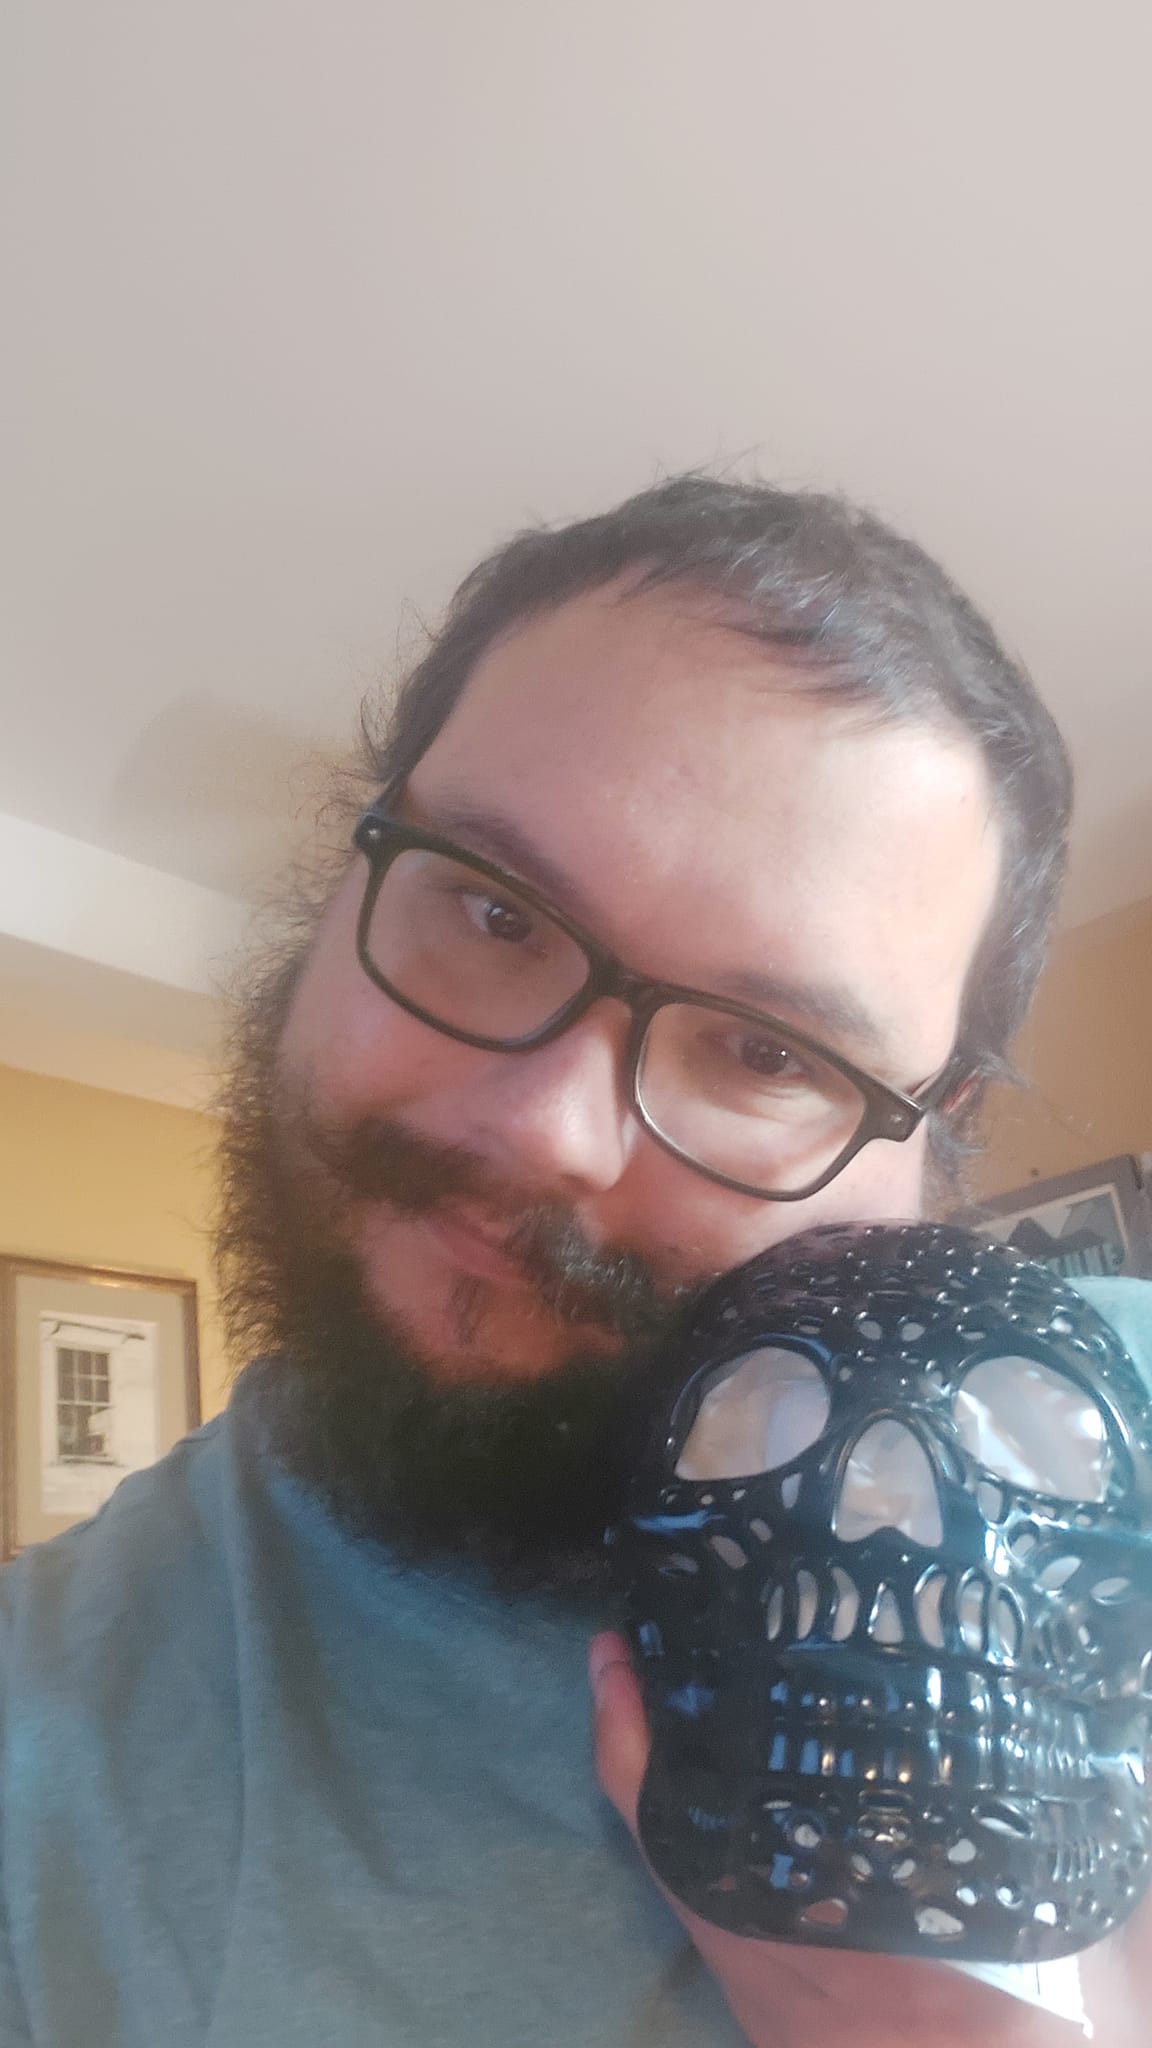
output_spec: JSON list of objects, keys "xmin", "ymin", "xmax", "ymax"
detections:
[{"xmin": 589, "ymin": 1630, "xmax": 649, "ymax": 1831}]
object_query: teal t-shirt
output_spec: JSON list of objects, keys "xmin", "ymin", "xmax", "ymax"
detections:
[{"xmin": 2, "ymin": 1276, "xmax": 1150, "ymax": 2047}]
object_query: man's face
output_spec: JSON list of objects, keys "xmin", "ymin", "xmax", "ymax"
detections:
[{"xmin": 275, "ymin": 585, "xmax": 1001, "ymax": 1388}]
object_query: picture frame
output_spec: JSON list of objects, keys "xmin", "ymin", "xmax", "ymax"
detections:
[
  {"xmin": 0, "ymin": 1256, "xmax": 200, "ymax": 1562},
  {"xmin": 973, "ymin": 1154, "xmax": 1152, "ymax": 1283}
]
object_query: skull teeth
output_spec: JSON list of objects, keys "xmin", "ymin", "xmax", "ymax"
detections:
[{"xmin": 759, "ymin": 1565, "xmax": 1026, "ymax": 1665}]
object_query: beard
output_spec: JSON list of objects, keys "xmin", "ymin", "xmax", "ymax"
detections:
[{"xmin": 216, "ymin": 940, "xmax": 696, "ymax": 1599}]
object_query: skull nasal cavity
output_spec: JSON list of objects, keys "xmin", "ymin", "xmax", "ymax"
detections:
[{"xmin": 835, "ymin": 1422, "xmax": 943, "ymax": 1548}]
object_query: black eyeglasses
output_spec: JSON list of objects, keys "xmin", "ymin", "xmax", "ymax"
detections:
[{"xmin": 351, "ymin": 808, "xmax": 959, "ymax": 1202}]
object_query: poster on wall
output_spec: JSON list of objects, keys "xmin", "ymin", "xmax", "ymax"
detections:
[
  {"xmin": 0, "ymin": 1257, "xmax": 200, "ymax": 1560},
  {"xmin": 37, "ymin": 1309, "xmax": 161, "ymax": 1519},
  {"xmin": 975, "ymin": 1155, "xmax": 1152, "ymax": 1282}
]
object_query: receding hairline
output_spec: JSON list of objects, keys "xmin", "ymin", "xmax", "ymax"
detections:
[{"xmin": 443, "ymin": 559, "xmax": 993, "ymax": 762}]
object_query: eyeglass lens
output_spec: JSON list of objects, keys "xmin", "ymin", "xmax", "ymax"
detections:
[{"xmin": 362, "ymin": 844, "xmax": 868, "ymax": 1194}]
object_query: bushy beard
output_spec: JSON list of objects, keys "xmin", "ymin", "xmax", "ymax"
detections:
[{"xmin": 215, "ymin": 941, "xmax": 695, "ymax": 1599}]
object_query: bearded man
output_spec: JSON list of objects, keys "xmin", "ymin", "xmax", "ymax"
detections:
[{"xmin": 3, "ymin": 476, "xmax": 1149, "ymax": 2046}]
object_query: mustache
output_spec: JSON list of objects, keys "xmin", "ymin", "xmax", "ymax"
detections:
[{"xmin": 299, "ymin": 1110, "xmax": 689, "ymax": 1341}]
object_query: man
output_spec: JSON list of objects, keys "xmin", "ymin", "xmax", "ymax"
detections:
[{"xmin": 2, "ymin": 476, "xmax": 1148, "ymax": 2045}]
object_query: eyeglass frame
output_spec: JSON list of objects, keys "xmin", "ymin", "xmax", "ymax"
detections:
[{"xmin": 351, "ymin": 806, "xmax": 963, "ymax": 1202}]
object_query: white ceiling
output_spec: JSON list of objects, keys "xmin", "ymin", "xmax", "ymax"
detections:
[{"xmin": 2, "ymin": 2, "xmax": 1151, "ymax": 1109}]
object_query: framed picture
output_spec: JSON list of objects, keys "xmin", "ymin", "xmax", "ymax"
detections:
[
  {"xmin": 974, "ymin": 1155, "xmax": 1152, "ymax": 1282},
  {"xmin": 0, "ymin": 1257, "xmax": 200, "ymax": 1561}
]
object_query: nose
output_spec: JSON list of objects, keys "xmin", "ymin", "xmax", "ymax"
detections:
[
  {"xmin": 461, "ymin": 999, "xmax": 638, "ymax": 1196},
  {"xmin": 835, "ymin": 1419, "xmax": 943, "ymax": 1549}
]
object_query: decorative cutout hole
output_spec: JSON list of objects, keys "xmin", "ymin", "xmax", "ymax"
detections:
[
  {"xmin": 1092, "ymin": 1577, "xmax": 1133, "ymax": 1604},
  {"xmin": 893, "ymin": 1857, "xmax": 918, "ymax": 1883},
  {"xmin": 958, "ymin": 1576, "xmax": 986, "ymax": 1655},
  {"xmin": 956, "ymin": 1885, "xmax": 978, "ymax": 1907},
  {"xmin": 801, "ymin": 1897, "xmax": 848, "ymax": 1928},
  {"xmin": 830, "ymin": 1566, "xmax": 860, "ymax": 1642},
  {"xmin": 916, "ymin": 1906, "xmax": 964, "ymax": 1939},
  {"xmin": 977, "ymin": 1800, "xmax": 1032, "ymax": 1841},
  {"xmin": 709, "ymin": 1535, "xmax": 747, "ymax": 1571},
  {"xmin": 915, "ymin": 1571, "xmax": 947, "ymax": 1650},
  {"xmin": 850, "ymin": 1853, "xmax": 873, "ymax": 1879},
  {"xmin": 796, "ymin": 1570, "xmax": 819, "ymax": 1639},
  {"xmin": 1033, "ymin": 1901, "xmax": 1059, "ymax": 1926},
  {"xmin": 997, "ymin": 1883, "xmax": 1022, "ymax": 1909},
  {"xmin": 660, "ymin": 1553, "xmax": 700, "ymax": 1576},
  {"xmin": 946, "ymin": 1838, "xmax": 977, "ymax": 1865},
  {"xmin": 780, "ymin": 1472, "xmax": 801, "ymax": 1511},
  {"xmin": 749, "ymin": 1518, "xmax": 772, "ymax": 1542},
  {"xmin": 765, "ymin": 1586, "xmax": 785, "ymax": 1640},
  {"xmin": 991, "ymin": 1591, "xmax": 1021, "ymax": 1662},
  {"xmin": 900, "ymin": 1320, "xmax": 926, "ymax": 1342},
  {"xmin": 1038, "ymin": 1555, "xmax": 1081, "ymax": 1592},
  {"xmin": 870, "ymin": 1586, "xmax": 904, "ymax": 1646},
  {"xmin": 790, "ymin": 1817, "xmax": 823, "ymax": 1850},
  {"xmin": 857, "ymin": 1316, "xmax": 883, "ymax": 1341}
]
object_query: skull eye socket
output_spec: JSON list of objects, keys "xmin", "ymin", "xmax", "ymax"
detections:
[
  {"xmin": 675, "ymin": 1347, "xmax": 830, "ymax": 1482},
  {"xmin": 952, "ymin": 1355, "xmax": 1113, "ymax": 1502}
]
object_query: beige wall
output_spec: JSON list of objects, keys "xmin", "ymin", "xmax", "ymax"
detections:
[
  {"xmin": 974, "ymin": 895, "xmax": 1152, "ymax": 1199},
  {"xmin": 0, "ymin": 1063, "xmax": 229, "ymax": 1421}
]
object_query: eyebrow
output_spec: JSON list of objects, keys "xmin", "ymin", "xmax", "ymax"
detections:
[{"xmin": 404, "ymin": 795, "xmax": 893, "ymax": 1060}]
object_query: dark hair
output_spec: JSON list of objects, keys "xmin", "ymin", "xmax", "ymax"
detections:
[{"xmin": 360, "ymin": 474, "xmax": 1072, "ymax": 1167}]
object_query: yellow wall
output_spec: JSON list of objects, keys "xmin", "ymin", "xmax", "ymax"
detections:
[
  {"xmin": 0, "ymin": 1063, "xmax": 229, "ymax": 1420},
  {"xmin": 974, "ymin": 895, "xmax": 1152, "ymax": 1199}
]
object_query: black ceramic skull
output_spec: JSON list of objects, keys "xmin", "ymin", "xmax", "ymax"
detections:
[{"xmin": 610, "ymin": 1222, "xmax": 1152, "ymax": 1961}]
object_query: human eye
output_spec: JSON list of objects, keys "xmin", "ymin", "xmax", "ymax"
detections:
[
  {"xmin": 728, "ymin": 1030, "xmax": 816, "ymax": 1086},
  {"xmin": 709, "ymin": 1025, "xmax": 821, "ymax": 1093},
  {"xmin": 679, "ymin": 1015, "xmax": 834, "ymax": 1119},
  {"xmin": 455, "ymin": 885, "xmax": 536, "ymax": 945}
]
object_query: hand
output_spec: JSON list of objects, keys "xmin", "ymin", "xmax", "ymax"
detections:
[{"xmin": 589, "ymin": 1631, "xmax": 1142, "ymax": 2048}]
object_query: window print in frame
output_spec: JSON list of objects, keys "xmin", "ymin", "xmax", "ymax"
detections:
[{"xmin": 0, "ymin": 1257, "xmax": 200, "ymax": 1560}]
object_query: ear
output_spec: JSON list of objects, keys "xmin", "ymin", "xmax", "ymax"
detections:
[{"xmin": 936, "ymin": 1071, "xmax": 983, "ymax": 1118}]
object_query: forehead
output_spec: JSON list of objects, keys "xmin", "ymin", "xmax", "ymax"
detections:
[{"xmin": 405, "ymin": 584, "xmax": 1000, "ymax": 1065}]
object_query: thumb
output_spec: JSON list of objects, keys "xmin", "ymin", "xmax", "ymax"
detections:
[{"xmin": 589, "ymin": 1630, "xmax": 650, "ymax": 1832}]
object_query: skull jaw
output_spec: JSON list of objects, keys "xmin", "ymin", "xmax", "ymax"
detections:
[{"xmin": 637, "ymin": 1735, "xmax": 1152, "ymax": 1961}]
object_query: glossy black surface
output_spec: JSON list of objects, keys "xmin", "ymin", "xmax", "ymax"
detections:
[{"xmin": 610, "ymin": 1223, "xmax": 1152, "ymax": 1960}]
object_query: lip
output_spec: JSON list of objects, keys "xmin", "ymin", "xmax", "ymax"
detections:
[{"xmin": 424, "ymin": 1204, "xmax": 532, "ymax": 1289}]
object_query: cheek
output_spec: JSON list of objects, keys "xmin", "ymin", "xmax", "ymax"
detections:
[
  {"xmin": 633, "ymin": 1128, "xmax": 930, "ymax": 1282},
  {"xmin": 277, "ymin": 926, "xmax": 471, "ymax": 1125}
]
